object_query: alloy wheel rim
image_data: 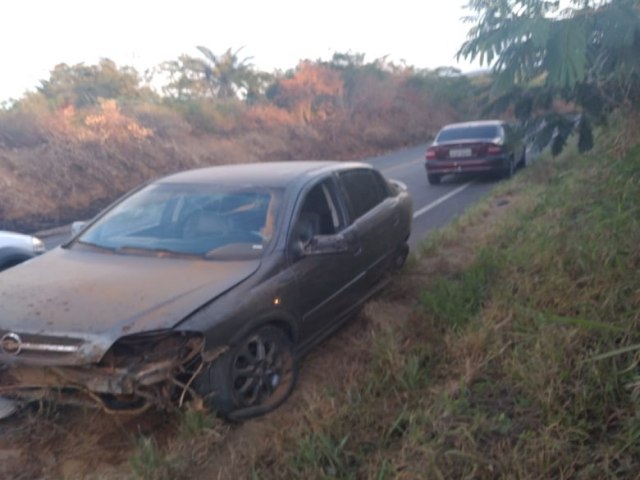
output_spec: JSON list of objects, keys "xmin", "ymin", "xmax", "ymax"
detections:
[{"xmin": 231, "ymin": 334, "xmax": 292, "ymax": 408}]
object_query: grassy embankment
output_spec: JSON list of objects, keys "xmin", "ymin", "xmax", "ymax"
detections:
[
  {"xmin": 247, "ymin": 125, "xmax": 639, "ymax": 479},
  {"xmin": 124, "ymin": 121, "xmax": 640, "ymax": 479}
]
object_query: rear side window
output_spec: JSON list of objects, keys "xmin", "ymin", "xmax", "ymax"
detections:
[
  {"xmin": 437, "ymin": 125, "xmax": 500, "ymax": 142},
  {"xmin": 338, "ymin": 169, "xmax": 388, "ymax": 220}
]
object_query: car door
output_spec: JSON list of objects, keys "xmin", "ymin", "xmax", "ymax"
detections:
[
  {"xmin": 337, "ymin": 168, "xmax": 399, "ymax": 289},
  {"xmin": 288, "ymin": 176, "xmax": 366, "ymax": 347}
]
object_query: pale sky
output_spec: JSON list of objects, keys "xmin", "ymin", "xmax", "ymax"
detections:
[{"xmin": 1, "ymin": 0, "xmax": 478, "ymax": 102}]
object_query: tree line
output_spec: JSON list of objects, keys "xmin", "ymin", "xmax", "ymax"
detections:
[
  {"xmin": 5, "ymin": 0, "xmax": 637, "ymax": 156},
  {"xmin": 0, "ymin": 49, "xmax": 480, "ymax": 146}
]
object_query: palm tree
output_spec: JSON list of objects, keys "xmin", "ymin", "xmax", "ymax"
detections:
[{"xmin": 195, "ymin": 46, "xmax": 255, "ymax": 99}]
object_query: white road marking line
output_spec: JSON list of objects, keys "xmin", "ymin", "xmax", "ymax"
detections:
[
  {"xmin": 412, "ymin": 181, "xmax": 474, "ymax": 219},
  {"xmin": 380, "ymin": 158, "xmax": 423, "ymax": 174}
]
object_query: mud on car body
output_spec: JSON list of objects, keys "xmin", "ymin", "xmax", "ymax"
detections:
[{"xmin": 0, "ymin": 161, "xmax": 412, "ymax": 420}]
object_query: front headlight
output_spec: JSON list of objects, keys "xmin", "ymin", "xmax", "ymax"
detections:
[
  {"xmin": 32, "ymin": 237, "xmax": 46, "ymax": 254},
  {"xmin": 99, "ymin": 330, "xmax": 204, "ymax": 368}
]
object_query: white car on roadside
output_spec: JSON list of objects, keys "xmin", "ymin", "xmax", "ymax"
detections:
[{"xmin": 0, "ymin": 231, "xmax": 46, "ymax": 271}]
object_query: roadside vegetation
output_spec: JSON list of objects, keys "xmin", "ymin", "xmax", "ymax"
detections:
[{"xmin": 0, "ymin": 53, "xmax": 480, "ymax": 232}]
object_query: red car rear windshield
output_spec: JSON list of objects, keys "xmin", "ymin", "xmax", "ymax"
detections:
[{"xmin": 437, "ymin": 125, "xmax": 500, "ymax": 142}]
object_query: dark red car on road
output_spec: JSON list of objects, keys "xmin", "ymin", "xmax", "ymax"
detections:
[{"xmin": 425, "ymin": 120, "xmax": 526, "ymax": 185}]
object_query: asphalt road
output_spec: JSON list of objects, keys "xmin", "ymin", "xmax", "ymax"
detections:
[
  {"xmin": 366, "ymin": 144, "xmax": 497, "ymax": 249},
  {"xmin": 42, "ymin": 145, "xmax": 499, "ymax": 250},
  {"xmin": 43, "ymin": 230, "xmax": 74, "ymax": 250}
]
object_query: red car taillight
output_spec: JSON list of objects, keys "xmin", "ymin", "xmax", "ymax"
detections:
[
  {"xmin": 487, "ymin": 144, "xmax": 503, "ymax": 155},
  {"xmin": 426, "ymin": 148, "xmax": 437, "ymax": 160}
]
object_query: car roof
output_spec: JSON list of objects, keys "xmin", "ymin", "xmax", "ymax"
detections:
[
  {"xmin": 156, "ymin": 161, "xmax": 371, "ymax": 188},
  {"xmin": 440, "ymin": 120, "xmax": 504, "ymax": 130}
]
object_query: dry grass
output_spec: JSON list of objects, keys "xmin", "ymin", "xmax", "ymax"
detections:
[{"xmin": 0, "ymin": 73, "xmax": 463, "ymax": 232}]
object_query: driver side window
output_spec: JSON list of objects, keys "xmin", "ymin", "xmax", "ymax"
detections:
[{"xmin": 293, "ymin": 180, "xmax": 343, "ymax": 246}]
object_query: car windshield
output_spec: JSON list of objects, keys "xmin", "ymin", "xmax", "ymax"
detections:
[
  {"xmin": 76, "ymin": 183, "xmax": 283, "ymax": 260},
  {"xmin": 437, "ymin": 125, "xmax": 500, "ymax": 142}
]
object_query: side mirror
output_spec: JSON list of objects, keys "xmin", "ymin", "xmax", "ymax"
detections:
[
  {"xmin": 71, "ymin": 221, "xmax": 87, "ymax": 236},
  {"xmin": 303, "ymin": 234, "xmax": 349, "ymax": 256}
]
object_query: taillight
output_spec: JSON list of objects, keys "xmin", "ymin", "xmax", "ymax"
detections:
[
  {"xmin": 487, "ymin": 144, "xmax": 502, "ymax": 155},
  {"xmin": 426, "ymin": 148, "xmax": 437, "ymax": 160}
]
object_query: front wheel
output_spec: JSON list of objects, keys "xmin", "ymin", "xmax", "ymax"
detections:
[
  {"xmin": 195, "ymin": 326, "xmax": 298, "ymax": 421},
  {"xmin": 427, "ymin": 173, "xmax": 442, "ymax": 185},
  {"xmin": 391, "ymin": 242, "xmax": 409, "ymax": 271}
]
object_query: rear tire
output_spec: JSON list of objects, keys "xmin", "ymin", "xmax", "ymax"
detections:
[
  {"xmin": 427, "ymin": 173, "xmax": 442, "ymax": 185},
  {"xmin": 501, "ymin": 156, "xmax": 515, "ymax": 180},
  {"xmin": 195, "ymin": 326, "xmax": 298, "ymax": 421}
]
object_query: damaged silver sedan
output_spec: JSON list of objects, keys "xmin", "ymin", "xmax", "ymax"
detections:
[{"xmin": 0, "ymin": 161, "xmax": 412, "ymax": 420}]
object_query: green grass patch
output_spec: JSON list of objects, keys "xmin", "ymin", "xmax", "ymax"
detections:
[
  {"xmin": 421, "ymin": 249, "xmax": 500, "ymax": 329},
  {"xmin": 127, "ymin": 407, "xmax": 227, "ymax": 480},
  {"xmin": 130, "ymin": 437, "xmax": 180, "ymax": 480},
  {"xmin": 289, "ymin": 432, "xmax": 356, "ymax": 479}
]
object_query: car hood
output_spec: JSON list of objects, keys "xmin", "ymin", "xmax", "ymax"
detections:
[{"xmin": 0, "ymin": 247, "xmax": 261, "ymax": 364}]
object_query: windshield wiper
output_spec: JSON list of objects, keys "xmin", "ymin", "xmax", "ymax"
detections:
[
  {"xmin": 115, "ymin": 245, "xmax": 199, "ymax": 258},
  {"xmin": 75, "ymin": 240, "xmax": 116, "ymax": 252}
]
